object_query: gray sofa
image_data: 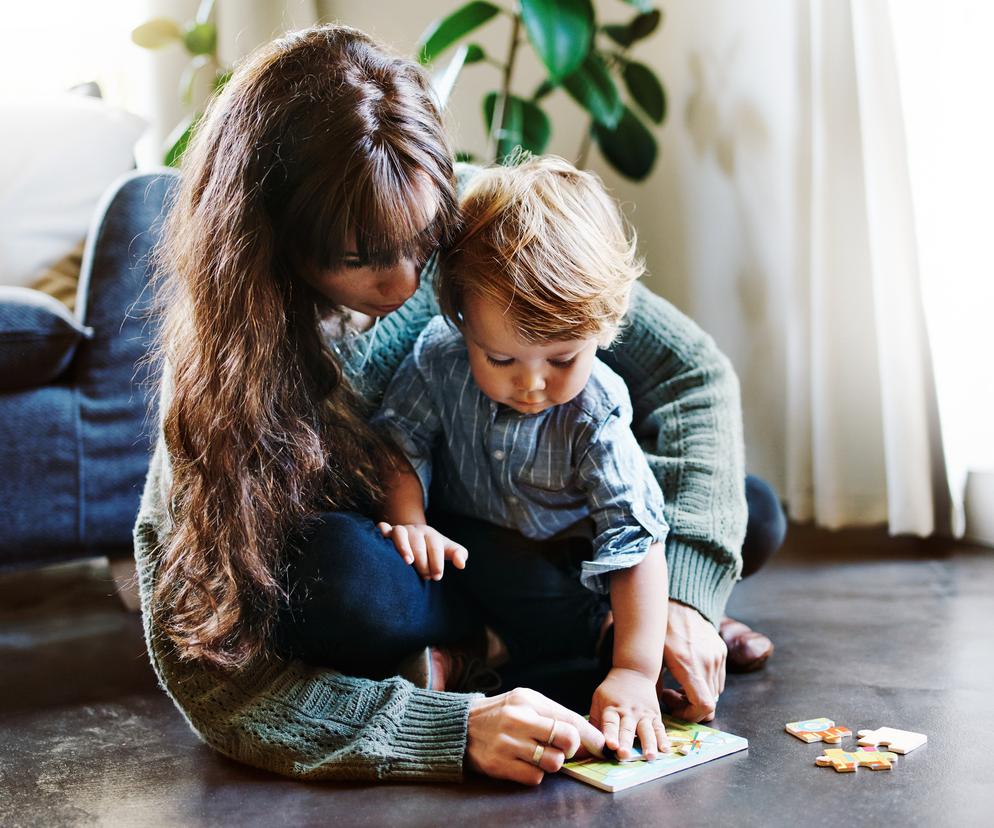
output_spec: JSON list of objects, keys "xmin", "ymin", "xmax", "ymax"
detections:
[{"xmin": 0, "ymin": 169, "xmax": 178, "ymax": 571}]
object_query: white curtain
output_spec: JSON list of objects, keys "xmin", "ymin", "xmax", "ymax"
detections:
[
  {"xmin": 787, "ymin": 0, "xmax": 948, "ymax": 534},
  {"xmin": 887, "ymin": 1, "xmax": 994, "ymax": 538}
]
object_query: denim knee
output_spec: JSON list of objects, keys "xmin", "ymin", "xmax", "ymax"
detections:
[
  {"xmin": 281, "ymin": 512, "xmax": 412, "ymax": 643},
  {"xmin": 742, "ymin": 475, "xmax": 787, "ymax": 578}
]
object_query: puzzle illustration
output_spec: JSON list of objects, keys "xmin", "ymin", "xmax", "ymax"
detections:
[
  {"xmin": 856, "ymin": 727, "xmax": 927, "ymax": 754},
  {"xmin": 785, "ymin": 717, "xmax": 852, "ymax": 744},
  {"xmin": 561, "ymin": 716, "xmax": 748, "ymax": 792},
  {"xmin": 815, "ymin": 747, "xmax": 899, "ymax": 773}
]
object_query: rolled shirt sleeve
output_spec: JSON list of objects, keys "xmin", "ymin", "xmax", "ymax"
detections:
[{"xmin": 575, "ymin": 404, "xmax": 670, "ymax": 594}]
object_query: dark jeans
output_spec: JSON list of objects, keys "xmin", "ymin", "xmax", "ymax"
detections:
[{"xmin": 276, "ymin": 476, "xmax": 786, "ymax": 683}]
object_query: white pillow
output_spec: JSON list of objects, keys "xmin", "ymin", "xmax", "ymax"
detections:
[{"xmin": 0, "ymin": 95, "xmax": 146, "ymax": 288}]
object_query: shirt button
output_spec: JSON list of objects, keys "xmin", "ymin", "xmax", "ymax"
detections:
[
  {"xmin": 382, "ymin": 408, "xmax": 395, "ymax": 417},
  {"xmin": 507, "ymin": 495, "xmax": 519, "ymax": 505},
  {"xmin": 492, "ymin": 449, "xmax": 505, "ymax": 460}
]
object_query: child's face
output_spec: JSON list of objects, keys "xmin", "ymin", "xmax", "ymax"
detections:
[{"xmin": 461, "ymin": 294, "xmax": 600, "ymax": 415}]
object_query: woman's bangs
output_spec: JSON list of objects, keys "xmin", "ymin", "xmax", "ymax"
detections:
[{"xmin": 349, "ymin": 154, "xmax": 454, "ymax": 268}]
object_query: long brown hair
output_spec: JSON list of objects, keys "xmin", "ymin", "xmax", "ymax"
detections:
[{"xmin": 150, "ymin": 25, "xmax": 456, "ymax": 670}]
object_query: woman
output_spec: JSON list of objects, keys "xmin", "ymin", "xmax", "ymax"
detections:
[{"xmin": 135, "ymin": 24, "xmax": 782, "ymax": 786}]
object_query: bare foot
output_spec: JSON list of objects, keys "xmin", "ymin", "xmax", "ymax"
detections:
[
  {"xmin": 719, "ymin": 616, "xmax": 774, "ymax": 673},
  {"xmin": 429, "ymin": 647, "xmax": 450, "ymax": 691}
]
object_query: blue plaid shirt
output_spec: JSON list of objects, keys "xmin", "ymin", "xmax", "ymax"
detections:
[{"xmin": 372, "ymin": 317, "xmax": 668, "ymax": 594}]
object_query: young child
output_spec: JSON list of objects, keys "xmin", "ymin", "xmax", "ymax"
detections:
[{"xmin": 372, "ymin": 155, "xmax": 671, "ymax": 760}]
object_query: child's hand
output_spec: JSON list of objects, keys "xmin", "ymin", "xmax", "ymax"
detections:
[
  {"xmin": 590, "ymin": 667, "xmax": 670, "ymax": 761},
  {"xmin": 377, "ymin": 522, "xmax": 468, "ymax": 581}
]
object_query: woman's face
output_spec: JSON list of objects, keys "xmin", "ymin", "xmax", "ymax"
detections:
[
  {"xmin": 307, "ymin": 252, "xmax": 421, "ymax": 318},
  {"xmin": 305, "ymin": 184, "xmax": 440, "ymax": 318}
]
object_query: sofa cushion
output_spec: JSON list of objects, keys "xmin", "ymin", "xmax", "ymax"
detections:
[
  {"xmin": 0, "ymin": 286, "xmax": 93, "ymax": 390},
  {"xmin": 0, "ymin": 94, "xmax": 145, "ymax": 289}
]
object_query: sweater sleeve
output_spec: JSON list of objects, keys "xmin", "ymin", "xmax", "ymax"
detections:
[
  {"xmin": 133, "ymin": 404, "xmax": 476, "ymax": 782},
  {"xmin": 598, "ymin": 282, "xmax": 747, "ymax": 626}
]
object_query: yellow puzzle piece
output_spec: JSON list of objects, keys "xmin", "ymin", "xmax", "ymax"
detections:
[{"xmin": 815, "ymin": 748, "xmax": 899, "ymax": 773}]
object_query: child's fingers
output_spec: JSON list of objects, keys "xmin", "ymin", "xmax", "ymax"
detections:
[
  {"xmin": 424, "ymin": 533, "xmax": 446, "ymax": 581},
  {"xmin": 389, "ymin": 524, "xmax": 414, "ymax": 565},
  {"xmin": 377, "ymin": 521, "xmax": 393, "ymax": 536},
  {"xmin": 636, "ymin": 718, "xmax": 658, "ymax": 760},
  {"xmin": 599, "ymin": 708, "xmax": 620, "ymax": 752},
  {"xmin": 654, "ymin": 720, "xmax": 671, "ymax": 754},
  {"xmin": 445, "ymin": 542, "xmax": 469, "ymax": 570},
  {"xmin": 616, "ymin": 713, "xmax": 637, "ymax": 758},
  {"xmin": 407, "ymin": 529, "xmax": 430, "ymax": 578}
]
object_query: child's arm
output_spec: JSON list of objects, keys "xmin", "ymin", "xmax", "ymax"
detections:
[
  {"xmin": 371, "ymin": 324, "xmax": 470, "ymax": 580},
  {"xmin": 593, "ymin": 544, "xmax": 669, "ymax": 760},
  {"xmin": 574, "ymin": 401, "xmax": 672, "ymax": 760},
  {"xmin": 378, "ymin": 454, "xmax": 468, "ymax": 581}
]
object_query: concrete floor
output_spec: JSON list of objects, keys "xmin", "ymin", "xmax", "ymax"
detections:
[{"xmin": 2, "ymin": 524, "xmax": 992, "ymax": 827}]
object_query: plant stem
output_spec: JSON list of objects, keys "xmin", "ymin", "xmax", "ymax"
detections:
[
  {"xmin": 488, "ymin": 12, "xmax": 522, "ymax": 163},
  {"xmin": 577, "ymin": 120, "xmax": 593, "ymax": 168}
]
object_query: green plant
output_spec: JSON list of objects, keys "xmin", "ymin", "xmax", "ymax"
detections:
[
  {"xmin": 131, "ymin": 0, "xmax": 230, "ymax": 166},
  {"xmin": 418, "ymin": 0, "xmax": 667, "ymax": 180}
]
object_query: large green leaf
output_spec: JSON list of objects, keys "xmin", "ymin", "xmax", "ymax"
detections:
[
  {"xmin": 483, "ymin": 92, "xmax": 551, "ymax": 162},
  {"xmin": 520, "ymin": 0, "xmax": 594, "ymax": 82},
  {"xmin": 592, "ymin": 105, "xmax": 657, "ymax": 180},
  {"xmin": 630, "ymin": 8, "xmax": 662, "ymax": 39},
  {"xmin": 602, "ymin": 24, "xmax": 635, "ymax": 48},
  {"xmin": 418, "ymin": 1, "xmax": 500, "ymax": 64},
  {"xmin": 562, "ymin": 52, "xmax": 622, "ymax": 129},
  {"xmin": 532, "ymin": 78, "xmax": 558, "ymax": 100},
  {"xmin": 602, "ymin": 9, "xmax": 661, "ymax": 48},
  {"xmin": 464, "ymin": 44, "xmax": 486, "ymax": 64},
  {"xmin": 622, "ymin": 60, "xmax": 666, "ymax": 123}
]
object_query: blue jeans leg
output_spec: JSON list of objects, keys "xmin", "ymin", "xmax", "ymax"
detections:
[
  {"xmin": 431, "ymin": 510, "xmax": 611, "ymax": 667},
  {"xmin": 742, "ymin": 474, "xmax": 787, "ymax": 578},
  {"xmin": 275, "ymin": 511, "xmax": 481, "ymax": 679}
]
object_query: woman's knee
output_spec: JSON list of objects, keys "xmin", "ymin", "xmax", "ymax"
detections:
[
  {"xmin": 283, "ymin": 512, "xmax": 401, "ymax": 625},
  {"xmin": 742, "ymin": 475, "xmax": 787, "ymax": 578}
]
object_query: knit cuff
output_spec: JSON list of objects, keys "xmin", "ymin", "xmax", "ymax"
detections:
[
  {"xmin": 665, "ymin": 539, "xmax": 739, "ymax": 627},
  {"xmin": 387, "ymin": 688, "xmax": 480, "ymax": 782}
]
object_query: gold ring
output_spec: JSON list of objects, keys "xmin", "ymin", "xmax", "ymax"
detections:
[
  {"xmin": 531, "ymin": 744, "xmax": 545, "ymax": 765},
  {"xmin": 546, "ymin": 718, "xmax": 558, "ymax": 745}
]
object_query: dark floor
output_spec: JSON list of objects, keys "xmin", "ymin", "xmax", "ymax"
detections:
[{"xmin": 2, "ymin": 524, "xmax": 992, "ymax": 827}]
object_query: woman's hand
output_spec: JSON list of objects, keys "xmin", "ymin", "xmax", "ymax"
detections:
[
  {"xmin": 377, "ymin": 522, "xmax": 468, "ymax": 580},
  {"xmin": 590, "ymin": 667, "xmax": 669, "ymax": 760},
  {"xmin": 466, "ymin": 688, "xmax": 605, "ymax": 786},
  {"xmin": 659, "ymin": 599, "xmax": 727, "ymax": 723}
]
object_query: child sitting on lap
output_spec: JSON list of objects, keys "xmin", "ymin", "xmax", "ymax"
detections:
[{"xmin": 373, "ymin": 155, "xmax": 672, "ymax": 760}]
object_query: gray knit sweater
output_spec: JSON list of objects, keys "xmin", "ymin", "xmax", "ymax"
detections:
[{"xmin": 132, "ymin": 170, "xmax": 747, "ymax": 782}]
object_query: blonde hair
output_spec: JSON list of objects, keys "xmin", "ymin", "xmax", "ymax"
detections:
[{"xmin": 438, "ymin": 155, "xmax": 643, "ymax": 345}]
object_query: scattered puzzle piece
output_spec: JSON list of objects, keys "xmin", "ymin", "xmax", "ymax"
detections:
[
  {"xmin": 786, "ymin": 717, "xmax": 852, "ymax": 744},
  {"xmin": 857, "ymin": 727, "xmax": 927, "ymax": 755},
  {"xmin": 815, "ymin": 747, "xmax": 898, "ymax": 773}
]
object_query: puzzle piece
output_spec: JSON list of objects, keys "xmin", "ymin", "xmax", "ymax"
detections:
[
  {"xmin": 786, "ymin": 717, "xmax": 852, "ymax": 744},
  {"xmin": 857, "ymin": 727, "xmax": 927, "ymax": 754},
  {"xmin": 815, "ymin": 747, "xmax": 898, "ymax": 773}
]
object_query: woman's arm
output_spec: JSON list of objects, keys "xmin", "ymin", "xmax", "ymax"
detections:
[
  {"xmin": 599, "ymin": 282, "xmax": 747, "ymax": 626},
  {"xmin": 134, "ymin": 441, "xmax": 475, "ymax": 782}
]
